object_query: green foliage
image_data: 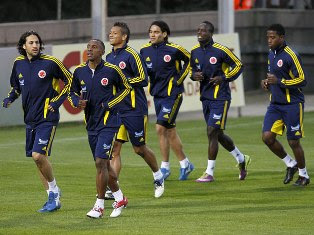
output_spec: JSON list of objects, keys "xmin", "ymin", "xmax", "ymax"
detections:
[{"xmin": 0, "ymin": 113, "xmax": 313, "ymax": 234}]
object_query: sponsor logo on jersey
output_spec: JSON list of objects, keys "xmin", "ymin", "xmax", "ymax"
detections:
[
  {"xmin": 135, "ymin": 130, "xmax": 144, "ymax": 137},
  {"xmin": 213, "ymin": 113, "xmax": 222, "ymax": 120},
  {"xmin": 101, "ymin": 78, "xmax": 108, "ymax": 86},
  {"xmin": 277, "ymin": 59, "xmax": 283, "ymax": 67},
  {"xmin": 291, "ymin": 124, "xmax": 300, "ymax": 131},
  {"xmin": 38, "ymin": 70, "xmax": 46, "ymax": 78},
  {"xmin": 209, "ymin": 57, "xmax": 217, "ymax": 64},
  {"xmin": 119, "ymin": 61, "xmax": 126, "ymax": 69},
  {"xmin": 103, "ymin": 143, "xmax": 111, "ymax": 150},
  {"xmin": 38, "ymin": 138, "xmax": 48, "ymax": 145},
  {"xmin": 162, "ymin": 107, "xmax": 171, "ymax": 113},
  {"xmin": 164, "ymin": 55, "xmax": 171, "ymax": 62}
]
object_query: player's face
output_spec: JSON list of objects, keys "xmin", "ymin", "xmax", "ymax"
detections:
[
  {"xmin": 109, "ymin": 26, "xmax": 126, "ymax": 47},
  {"xmin": 197, "ymin": 23, "xmax": 212, "ymax": 43},
  {"xmin": 86, "ymin": 40, "xmax": 104, "ymax": 62},
  {"xmin": 267, "ymin": 30, "xmax": 284, "ymax": 50},
  {"xmin": 149, "ymin": 25, "xmax": 167, "ymax": 45},
  {"xmin": 23, "ymin": 35, "xmax": 40, "ymax": 59}
]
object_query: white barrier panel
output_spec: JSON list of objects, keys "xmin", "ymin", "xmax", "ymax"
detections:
[{"xmin": 52, "ymin": 34, "xmax": 245, "ymax": 123}]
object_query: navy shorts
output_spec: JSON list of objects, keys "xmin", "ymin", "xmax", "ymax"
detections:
[
  {"xmin": 202, "ymin": 100, "xmax": 230, "ymax": 130},
  {"xmin": 116, "ymin": 115, "xmax": 148, "ymax": 146},
  {"xmin": 263, "ymin": 103, "xmax": 304, "ymax": 140},
  {"xmin": 88, "ymin": 129, "xmax": 117, "ymax": 160},
  {"xmin": 25, "ymin": 122, "xmax": 57, "ymax": 157},
  {"xmin": 154, "ymin": 94, "xmax": 183, "ymax": 129}
]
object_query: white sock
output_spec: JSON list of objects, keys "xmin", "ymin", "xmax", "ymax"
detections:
[
  {"xmin": 230, "ymin": 147, "xmax": 244, "ymax": 163},
  {"xmin": 153, "ymin": 169, "xmax": 163, "ymax": 181},
  {"xmin": 299, "ymin": 167, "xmax": 310, "ymax": 179},
  {"xmin": 179, "ymin": 157, "xmax": 189, "ymax": 168},
  {"xmin": 161, "ymin": 161, "xmax": 170, "ymax": 170},
  {"xmin": 205, "ymin": 160, "xmax": 215, "ymax": 176},
  {"xmin": 96, "ymin": 198, "xmax": 104, "ymax": 208},
  {"xmin": 282, "ymin": 155, "xmax": 297, "ymax": 167},
  {"xmin": 112, "ymin": 189, "xmax": 123, "ymax": 202},
  {"xmin": 48, "ymin": 178, "xmax": 58, "ymax": 193},
  {"xmin": 46, "ymin": 190, "xmax": 49, "ymax": 195}
]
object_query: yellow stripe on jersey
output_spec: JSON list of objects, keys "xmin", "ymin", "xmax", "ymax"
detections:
[
  {"xmin": 191, "ymin": 44, "xmax": 201, "ymax": 51},
  {"xmin": 220, "ymin": 101, "xmax": 229, "ymax": 129},
  {"xmin": 141, "ymin": 43, "xmax": 152, "ymax": 49},
  {"xmin": 15, "ymin": 56, "xmax": 25, "ymax": 61},
  {"xmin": 285, "ymin": 88, "xmax": 291, "ymax": 103},
  {"xmin": 104, "ymin": 62, "xmax": 131, "ymax": 108},
  {"xmin": 168, "ymin": 77, "xmax": 174, "ymax": 96},
  {"xmin": 214, "ymin": 85, "xmax": 219, "ymax": 99},
  {"xmin": 44, "ymin": 98, "xmax": 50, "ymax": 118},
  {"xmin": 167, "ymin": 43, "xmax": 191, "ymax": 85},
  {"xmin": 282, "ymin": 47, "xmax": 305, "ymax": 86},
  {"xmin": 125, "ymin": 47, "xmax": 146, "ymax": 84},
  {"xmin": 103, "ymin": 111, "xmax": 110, "ymax": 125},
  {"xmin": 213, "ymin": 43, "xmax": 242, "ymax": 79},
  {"xmin": 131, "ymin": 89, "xmax": 135, "ymax": 108},
  {"xmin": 41, "ymin": 55, "xmax": 73, "ymax": 103},
  {"xmin": 52, "ymin": 78, "xmax": 60, "ymax": 93}
]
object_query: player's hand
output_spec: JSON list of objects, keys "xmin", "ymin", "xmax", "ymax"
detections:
[
  {"xmin": 2, "ymin": 98, "xmax": 11, "ymax": 108},
  {"xmin": 193, "ymin": 71, "xmax": 204, "ymax": 81},
  {"xmin": 78, "ymin": 99, "xmax": 87, "ymax": 110},
  {"xmin": 261, "ymin": 79, "xmax": 269, "ymax": 90},
  {"xmin": 48, "ymin": 105, "xmax": 55, "ymax": 112},
  {"xmin": 266, "ymin": 73, "xmax": 278, "ymax": 85},
  {"xmin": 209, "ymin": 76, "xmax": 223, "ymax": 86}
]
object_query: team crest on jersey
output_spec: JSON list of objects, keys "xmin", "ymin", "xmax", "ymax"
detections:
[
  {"xmin": 38, "ymin": 70, "xmax": 46, "ymax": 78},
  {"xmin": 209, "ymin": 57, "xmax": 217, "ymax": 64},
  {"xmin": 101, "ymin": 78, "xmax": 109, "ymax": 86},
  {"xmin": 277, "ymin": 59, "xmax": 283, "ymax": 67},
  {"xmin": 164, "ymin": 55, "xmax": 171, "ymax": 62},
  {"xmin": 119, "ymin": 61, "xmax": 126, "ymax": 69}
]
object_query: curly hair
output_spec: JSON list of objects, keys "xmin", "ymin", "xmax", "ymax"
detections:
[{"xmin": 17, "ymin": 31, "xmax": 44, "ymax": 56}]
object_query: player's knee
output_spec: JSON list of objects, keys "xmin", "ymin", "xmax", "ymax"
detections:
[
  {"xmin": 32, "ymin": 152, "xmax": 45, "ymax": 163},
  {"xmin": 133, "ymin": 145, "xmax": 145, "ymax": 157},
  {"xmin": 95, "ymin": 157, "xmax": 108, "ymax": 170},
  {"xmin": 156, "ymin": 124, "xmax": 166, "ymax": 136},
  {"xmin": 288, "ymin": 139, "xmax": 300, "ymax": 149},
  {"xmin": 262, "ymin": 132, "xmax": 275, "ymax": 146}
]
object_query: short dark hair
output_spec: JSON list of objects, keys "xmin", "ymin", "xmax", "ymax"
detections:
[
  {"xmin": 90, "ymin": 39, "xmax": 105, "ymax": 51},
  {"xmin": 267, "ymin": 24, "xmax": 285, "ymax": 36},
  {"xmin": 113, "ymin": 22, "xmax": 130, "ymax": 43},
  {"xmin": 202, "ymin": 21, "xmax": 215, "ymax": 34},
  {"xmin": 17, "ymin": 31, "xmax": 44, "ymax": 56},
  {"xmin": 150, "ymin": 20, "xmax": 171, "ymax": 42}
]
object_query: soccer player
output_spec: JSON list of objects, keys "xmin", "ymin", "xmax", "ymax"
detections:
[
  {"xmin": 106, "ymin": 22, "xmax": 164, "ymax": 198},
  {"xmin": 69, "ymin": 39, "xmax": 131, "ymax": 218},
  {"xmin": 140, "ymin": 20, "xmax": 194, "ymax": 181},
  {"xmin": 261, "ymin": 24, "xmax": 310, "ymax": 186},
  {"xmin": 190, "ymin": 21, "xmax": 251, "ymax": 182},
  {"xmin": 2, "ymin": 31, "xmax": 70, "ymax": 212}
]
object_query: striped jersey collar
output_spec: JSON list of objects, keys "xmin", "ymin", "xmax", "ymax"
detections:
[{"xmin": 111, "ymin": 43, "xmax": 128, "ymax": 54}]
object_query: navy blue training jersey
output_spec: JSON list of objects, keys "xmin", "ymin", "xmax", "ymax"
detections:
[
  {"xmin": 267, "ymin": 43, "xmax": 306, "ymax": 104},
  {"xmin": 106, "ymin": 44, "xmax": 148, "ymax": 116},
  {"xmin": 140, "ymin": 41, "xmax": 190, "ymax": 98},
  {"xmin": 190, "ymin": 40, "xmax": 243, "ymax": 101},
  {"xmin": 5, "ymin": 54, "xmax": 72, "ymax": 126}
]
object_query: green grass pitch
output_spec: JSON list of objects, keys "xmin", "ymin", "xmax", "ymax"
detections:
[{"xmin": 0, "ymin": 113, "xmax": 313, "ymax": 234}]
